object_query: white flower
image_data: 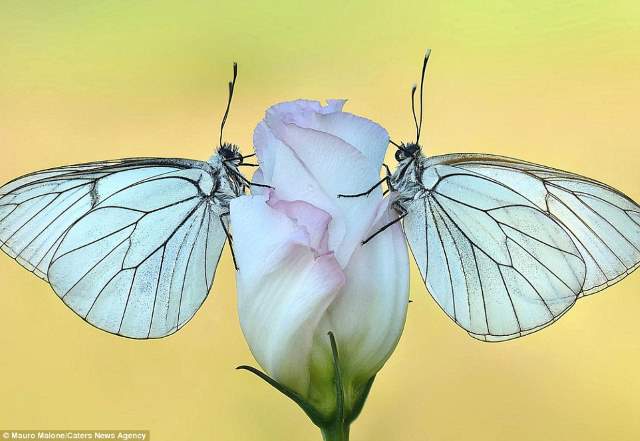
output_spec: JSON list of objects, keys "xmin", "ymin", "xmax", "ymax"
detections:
[{"xmin": 230, "ymin": 100, "xmax": 409, "ymax": 419}]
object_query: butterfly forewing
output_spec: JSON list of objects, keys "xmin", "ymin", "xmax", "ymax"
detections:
[
  {"xmin": 0, "ymin": 159, "xmax": 179, "ymax": 278},
  {"xmin": 440, "ymin": 153, "xmax": 640, "ymax": 294},
  {"xmin": 403, "ymin": 153, "xmax": 640, "ymax": 341},
  {"xmin": 0, "ymin": 159, "xmax": 228, "ymax": 338}
]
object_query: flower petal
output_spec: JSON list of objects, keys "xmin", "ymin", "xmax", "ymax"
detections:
[
  {"xmin": 275, "ymin": 122, "xmax": 385, "ymax": 265},
  {"xmin": 267, "ymin": 193, "xmax": 332, "ymax": 254},
  {"xmin": 260, "ymin": 101, "xmax": 390, "ymax": 265},
  {"xmin": 253, "ymin": 121, "xmax": 348, "ymax": 255},
  {"xmin": 309, "ymin": 111, "xmax": 389, "ymax": 175},
  {"xmin": 231, "ymin": 194, "xmax": 345, "ymax": 396},
  {"xmin": 317, "ymin": 204, "xmax": 410, "ymax": 386},
  {"xmin": 265, "ymin": 99, "xmax": 346, "ymax": 126},
  {"xmin": 264, "ymin": 99, "xmax": 388, "ymax": 175}
]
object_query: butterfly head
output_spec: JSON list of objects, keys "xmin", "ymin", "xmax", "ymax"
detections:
[
  {"xmin": 218, "ymin": 143, "xmax": 243, "ymax": 165},
  {"xmin": 394, "ymin": 142, "xmax": 421, "ymax": 162},
  {"xmin": 216, "ymin": 142, "xmax": 249, "ymax": 197}
]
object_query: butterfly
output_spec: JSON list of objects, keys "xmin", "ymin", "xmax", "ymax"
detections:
[
  {"xmin": 341, "ymin": 50, "xmax": 640, "ymax": 341},
  {"xmin": 0, "ymin": 63, "xmax": 265, "ymax": 339}
]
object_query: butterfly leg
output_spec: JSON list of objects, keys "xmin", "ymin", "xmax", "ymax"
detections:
[
  {"xmin": 248, "ymin": 182, "xmax": 273, "ymax": 189},
  {"xmin": 232, "ymin": 170, "xmax": 274, "ymax": 189},
  {"xmin": 219, "ymin": 212, "xmax": 239, "ymax": 270},
  {"xmin": 362, "ymin": 204, "xmax": 407, "ymax": 245},
  {"xmin": 337, "ymin": 164, "xmax": 393, "ymax": 198}
]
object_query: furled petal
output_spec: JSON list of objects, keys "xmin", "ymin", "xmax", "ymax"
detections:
[
  {"xmin": 231, "ymin": 194, "xmax": 345, "ymax": 396},
  {"xmin": 253, "ymin": 121, "xmax": 348, "ymax": 255},
  {"xmin": 264, "ymin": 99, "xmax": 346, "ymax": 126},
  {"xmin": 256, "ymin": 100, "xmax": 390, "ymax": 266},
  {"xmin": 314, "ymin": 110, "xmax": 389, "ymax": 170},
  {"xmin": 316, "ymin": 202, "xmax": 409, "ymax": 395},
  {"xmin": 267, "ymin": 193, "xmax": 331, "ymax": 254},
  {"xmin": 264, "ymin": 99, "xmax": 388, "ymax": 197},
  {"xmin": 273, "ymin": 102, "xmax": 389, "ymax": 174}
]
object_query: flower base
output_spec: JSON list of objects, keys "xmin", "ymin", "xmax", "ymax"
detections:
[{"xmin": 237, "ymin": 331, "xmax": 375, "ymax": 441}]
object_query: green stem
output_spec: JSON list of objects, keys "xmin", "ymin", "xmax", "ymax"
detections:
[{"xmin": 321, "ymin": 423, "xmax": 350, "ymax": 441}]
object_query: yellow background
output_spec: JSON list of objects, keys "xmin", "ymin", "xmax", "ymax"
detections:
[{"xmin": 1, "ymin": 1, "xmax": 639, "ymax": 440}]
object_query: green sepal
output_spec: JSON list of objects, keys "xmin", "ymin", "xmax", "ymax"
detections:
[
  {"xmin": 346, "ymin": 374, "xmax": 375, "ymax": 424},
  {"xmin": 235, "ymin": 365, "xmax": 327, "ymax": 426},
  {"xmin": 327, "ymin": 331, "xmax": 345, "ymax": 427}
]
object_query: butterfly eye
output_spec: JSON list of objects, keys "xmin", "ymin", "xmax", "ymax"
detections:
[{"xmin": 395, "ymin": 150, "xmax": 405, "ymax": 162}]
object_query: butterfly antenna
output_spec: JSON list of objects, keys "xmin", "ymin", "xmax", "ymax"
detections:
[
  {"xmin": 416, "ymin": 49, "xmax": 431, "ymax": 144},
  {"xmin": 410, "ymin": 84, "xmax": 418, "ymax": 142},
  {"xmin": 389, "ymin": 139, "xmax": 402, "ymax": 149},
  {"xmin": 219, "ymin": 62, "xmax": 238, "ymax": 147}
]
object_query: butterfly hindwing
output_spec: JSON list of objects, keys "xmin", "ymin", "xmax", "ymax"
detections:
[{"xmin": 0, "ymin": 159, "xmax": 228, "ymax": 338}]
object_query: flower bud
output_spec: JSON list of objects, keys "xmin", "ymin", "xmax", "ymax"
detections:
[{"xmin": 230, "ymin": 100, "xmax": 409, "ymax": 420}]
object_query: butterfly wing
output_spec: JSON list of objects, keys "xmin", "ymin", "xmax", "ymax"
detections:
[
  {"xmin": 0, "ymin": 159, "xmax": 178, "ymax": 279},
  {"xmin": 440, "ymin": 153, "xmax": 640, "ymax": 294},
  {"xmin": 403, "ymin": 153, "xmax": 640, "ymax": 341},
  {"xmin": 0, "ymin": 158, "xmax": 228, "ymax": 338}
]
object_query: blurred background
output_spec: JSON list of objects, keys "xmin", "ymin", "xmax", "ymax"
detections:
[{"xmin": 1, "ymin": 1, "xmax": 639, "ymax": 440}]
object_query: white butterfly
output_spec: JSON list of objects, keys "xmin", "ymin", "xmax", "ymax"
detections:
[
  {"xmin": 0, "ymin": 63, "xmax": 263, "ymax": 339},
  {"xmin": 343, "ymin": 50, "xmax": 640, "ymax": 341}
]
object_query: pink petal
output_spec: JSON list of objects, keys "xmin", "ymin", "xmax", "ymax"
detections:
[
  {"xmin": 267, "ymin": 193, "xmax": 332, "ymax": 254},
  {"xmin": 253, "ymin": 121, "xmax": 347, "ymax": 250},
  {"xmin": 267, "ymin": 121, "xmax": 383, "ymax": 265}
]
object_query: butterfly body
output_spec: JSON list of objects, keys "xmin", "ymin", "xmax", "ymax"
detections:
[
  {"xmin": 0, "ymin": 62, "xmax": 254, "ymax": 339},
  {"xmin": 383, "ymin": 142, "xmax": 640, "ymax": 341},
  {"xmin": 370, "ymin": 50, "xmax": 640, "ymax": 341},
  {"xmin": 389, "ymin": 143, "xmax": 428, "ymax": 206},
  {"xmin": 209, "ymin": 143, "xmax": 247, "ymax": 209}
]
